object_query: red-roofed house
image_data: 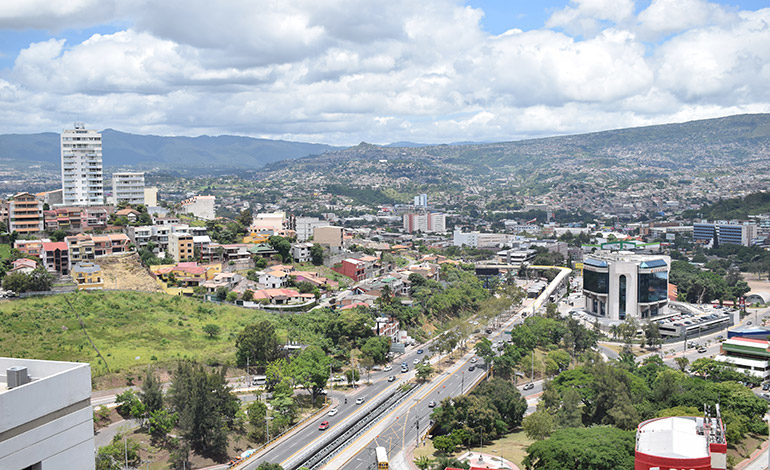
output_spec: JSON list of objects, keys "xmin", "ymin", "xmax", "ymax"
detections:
[
  {"xmin": 42, "ymin": 242, "xmax": 69, "ymax": 275},
  {"xmin": 9, "ymin": 258, "xmax": 37, "ymax": 274}
]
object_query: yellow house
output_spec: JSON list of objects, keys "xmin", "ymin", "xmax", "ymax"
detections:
[
  {"xmin": 72, "ymin": 262, "xmax": 104, "ymax": 290},
  {"xmin": 243, "ymin": 232, "xmax": 271, "ymax": 244}
]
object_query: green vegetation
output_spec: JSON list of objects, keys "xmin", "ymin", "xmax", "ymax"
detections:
[
  {"xmin": 1, "ymin": 266, "xmax": 53, "ymax": 292},
  {"xmin": 325, "ymin": 183, "xmax": 397, "ymax": 205},
  {"xmin": 683, "ymin": 191, "xmax": 770, "ymax": 220},
  {"xmin": 523, "ymin": 426, "xmax": 635, "ymax": 470},
  {"xmin": 670, "ymin": 260, "xmax": 749, "ymax": 303}
]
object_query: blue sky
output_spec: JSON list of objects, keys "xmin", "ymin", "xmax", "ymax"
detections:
[{"xmin": 0, "ymin": 0, "xmax": 768, "ymax": 144}]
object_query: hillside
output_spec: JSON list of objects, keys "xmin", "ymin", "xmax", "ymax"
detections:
[
  {"xmin": 266, "ymin": 113, "xmax": 770, "ymax": 176},
  {"xmin": 683, "ymin": 191, "xmax": 770, "ymax": 220},
  {"xmin": 0, "ymin": 129, "xmax": 339, "ymax": 171}
]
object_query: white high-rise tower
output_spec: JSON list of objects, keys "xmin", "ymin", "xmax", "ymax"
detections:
[{"xmin": 61, "ymin": 123, "xmax": 104, "ymax": 206}]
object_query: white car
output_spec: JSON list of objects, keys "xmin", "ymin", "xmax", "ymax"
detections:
[
  {"xmin": 328, "ymin": 408, "xmax": 338, "ymax": 416},
  {"xmin": 470, "ymin": 357, "xmax": 478, "ymax": 363},
  {"xmin": 413, "ymin": 358, "xmax": 420, "ymax": 364},
  {"xmin": 356, "ymin": 397, "xmax": 365, "ymax": 405},
  {"xmin": 384, "ymin": 365, "xmax": 393, "ymax": 372}
]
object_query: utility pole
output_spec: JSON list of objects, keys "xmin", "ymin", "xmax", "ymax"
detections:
[
  {"xmin": 531, "ymin": 350, "xmax": 535, "ymax": 383},
  {"xmin": 124, "ymin": 435, "xmax": 128, "ymax": 469}
]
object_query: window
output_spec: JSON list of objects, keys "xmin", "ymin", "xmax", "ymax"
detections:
[{"xmin": 619, "ymin": 275, "xmax": 627, "ymax": 320}]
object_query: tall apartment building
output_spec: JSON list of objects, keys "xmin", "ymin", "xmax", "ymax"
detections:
[
  {"xmin": 8, "ymin": 192, "xmax": 44, "ymax": 234},
  {"xmin": 168, "ymin": 232, "xmax": 195, "ymax": 262},
  {"xmin": 693, "ymin": 221, "xmax": 757, "ymax": 247},
  {"xmin": 0, "ymin": 357, "xmax": 95, "ymax": 470},
  {"xmin": 112, "ymin": 172, "xmax": 145, "ymax": 205},
  {"xmin": 61, "ymin": 123, "xmax": 104, "ymax": 206},
  {"xmin": 413, "ymin": 193, "xmax": 427, "ymax": 207},
  {"xmin": 403, "ymin": 212, "xmax": 446, "ymax": 233},
  {"xmin": 296, "ymin": 217, "xmax": 326, "ymax": 241}
]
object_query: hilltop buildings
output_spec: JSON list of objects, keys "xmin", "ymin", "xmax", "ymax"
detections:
[{"xmin": 61, "ymin": 123, "xmax": 104, "ymax": 206}]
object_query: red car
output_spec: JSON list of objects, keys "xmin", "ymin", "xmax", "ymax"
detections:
[{"xmin": 319, "ymin": 420, "xmax": 330, "ymax": 431}]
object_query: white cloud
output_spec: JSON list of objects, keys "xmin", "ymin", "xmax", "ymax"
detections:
[
  {"xmin": 0, "ymin": 1, "xmax": 767, "ymax": 145},
  {"xmin": 0, "ymin": 0, "xmax": 118, "ymax": 30}
]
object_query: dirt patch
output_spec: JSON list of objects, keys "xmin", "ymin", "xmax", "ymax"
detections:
[
  {"xmin": 98, "ymin": 253, "xmax": 162, "ymax": 292},
  {"xmin": 94, "ymin": 406, "xmax": 123, "ymax": 430}
]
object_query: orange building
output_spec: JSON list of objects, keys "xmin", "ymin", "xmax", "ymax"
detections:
[{"xmin": 8, "ymin": 193, "xmax": 43, "ymax": 234}]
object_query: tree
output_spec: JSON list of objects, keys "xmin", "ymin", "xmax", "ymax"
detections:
[
  {"xmin": 414, "ymin": 456, "xmax": 434, "ymax": 470},
  {"xmin": 140, "ymin": 368, "xmax": 164, "ymax": 414},
  {"xmin": 291, "ymin": 345, "xmax": 331, "ymax": 405},
  {"xmin": 523, "ymin": 426, "xmax": 635, "ymax": 470},
  {"xmin": 361, "ymin": 336, "xmax": 391, "ymax": 364},
  {"xmin": 310, "ymin": 243, "xmax": 324, "ymax": 266},
  {"xmin": 675, "ymin": 356, "xmax": 690, "ymax": 372},
  {"xmin": 642, "ymin": 322, "xmax": 662, "ymax": 350},
  {"xmin": 474, "ymin": 337, "xmax": 495, "ymax": 368},
  {"xmin": 433, "ymin": 434, "xmax": 457, "ymax": 454},
  {"xmin": 203, "ymin": 323, "xmax": 221, "ymax": 338},
  {"xmin": 345, "ymin": 368, "xmax": 360, "ymax": 386},
  {"xmin": 257, "ymin": 464, "xmax": 284, "ymax": 470},
  {"xmin": 215, "ymin": 286, "xmax": 228, "ymax": 301},
  {"xmin": 226, "ymin": 291, "xmax": 238, "ymax": 302},
  {"xmin": 416, "ymin": 363, "xmax": 434, "ymax": 383},
  {"xmin": 115, "ymin": 389, "xmax": 143, "ymax": 419},
  {"xmin": 268, "ymin": 236, "xmax": 292, "ymax": 262},
  {"xmin": 95, "ymin": 434, "xmax": 141, "ymax": 470},
  {"xmin": 247, "ymin": 400, "xmax": 268, "ymax": 442},
  {"xmin": 168, "ymin": 361, "xmax": 240, "ymax": 460},
  {"xmin": 523, "ymin": 409, "xmax": 555, "ymax": 440},
  {"xmin": 148, "ymin": 409, "xmax": 177, "ymax": 442},
  {"xmin": 242, "ymin": 289, "xmax": 254, "ymax": 301},
  {"xmin": 236, "ymin": 320, "xmax": 281, "ymax": 368},
  {"xmin": 50, "ymin": 229, "xmax": 66, "ymax": 242},
  {"xmin": 237, "ymin": 208, "xmax": 253, "ymax": 227},
  {"xmin": 558, "ymin": 388, "xmax": 584, "ymax": 428}
]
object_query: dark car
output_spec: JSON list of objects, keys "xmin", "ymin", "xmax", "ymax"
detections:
[
  {"xmin": 417, "ymin": 349, "xmax": 424, "ymax": 354},
  {"xmin": 762, "ymin": 382, "xmax": 770, "ymax": 391},
  {"xmin": 319, "ymin": 420, "xmax": 330, "ymax": 430},
  {"xmin": 428, "ymin": 401, "xmax": 436, "ymax": 408},
  {"xmin": 468, "ymin": 365, "xmax": 475, "ymax": 371}
]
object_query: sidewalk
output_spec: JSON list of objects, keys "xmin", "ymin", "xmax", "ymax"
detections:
[{"xmin": 737, "ymin": 442, "xmax": 768, "ymax": 470}]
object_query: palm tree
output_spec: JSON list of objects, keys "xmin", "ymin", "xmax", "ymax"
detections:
[{"xmin": 414, "ymin": 456, "xmax": 434, "ymax": 470}]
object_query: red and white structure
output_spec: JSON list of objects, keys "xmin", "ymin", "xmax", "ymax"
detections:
[{"xmin": 635, "ymin": 406, "xmax": 727, "ymax": 470}]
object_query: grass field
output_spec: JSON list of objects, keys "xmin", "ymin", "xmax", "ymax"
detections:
[
  {"xmin": 413, "ymin": 430, "xmax": 533, "ymax": 468},
  {"xmin": 0, "ymin": 291, "xmax": 272, "ymax": 377},
  {"xmin": 0, "ymin": 243, "xmax": 11, "ymax": 259}
]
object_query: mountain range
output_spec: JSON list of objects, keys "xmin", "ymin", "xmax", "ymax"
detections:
[{"xmin": 0, "ymin": 113, "xmax": 768, "ymax": 176}]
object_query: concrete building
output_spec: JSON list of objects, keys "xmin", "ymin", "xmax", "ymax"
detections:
[
  {"xmin": 252, "ymin": 211, "xmax": 286, "ymax": 232},
  {"xmin": 179, "ymin": 195, "xmax": 215, "ymax": 220},
  {"xmin": 413, "ymin": 193, "xmax": 427, "ymax": 207},
  {"xmin": 8, "ymin": 192, "xmax": 44, "ymax": 235},
  {"xmin": 291, "ymin": 242, "xmax": 313, "ymax": 263},
  {"xmin": 61, "ymin": 123, "xmax": 104, "ymax": 206},
  {"xmin": 0, "ymin": 357, "xmax": 95, "ymax": 470},
  {"xmin": 112, "ymin": 172, "xmax": 145, "ymax": 205},
  {"xmin": 635, "ymin": 414, "xmax": 726, "ymax": 470},
  {"xmin": 169, "ymin": 232, "xmax": 195, "ymax": 262},
  {"xmin": 35, "ymin": 189, "xmax": 63, "ymax": 207},
  {"xmin": 403, "ymin": 212, "xmax": 446, "ymax": 233},
  {"xmin": 41, "ymin": 241, "xmax": 69, "ymax": 275},
  {"xmin": 715, "ymin": 336, "xmax": 770, "ymax": 379},
  {"xmin": 582, "ymin": 252, "xmax": 671, "ymax": 321},
  {"xmin": 313, "ymin": 226, "xmax": 344, "ymax": 252},
  {"xmin": 296, "ymin": 217, "xmax": 326, "ymax": 241},
  {"xmin": 143, "ymin": 187, "xmax": 158, "ymax": 207},
  {"xmin": 693, "ymin": 221, "xmax": 757, "ymax": 247}
]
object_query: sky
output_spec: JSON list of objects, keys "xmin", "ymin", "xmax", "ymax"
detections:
[{"xmin": 0, "ymin": 0, "xmax": 768, "ymax": 145}]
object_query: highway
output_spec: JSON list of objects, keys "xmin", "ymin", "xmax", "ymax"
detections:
[
  {"xmin": 332, "ymin": 309, "xmax": 543, "ymax": 470},
  {"xmin": 241, "ymin": 343, "xmax": 433, "ymax": 469}
]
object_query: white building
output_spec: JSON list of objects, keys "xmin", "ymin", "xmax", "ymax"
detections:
[
  {"xmin": 252, "ymin": 211, "xmax": 286, "ymax": 232},
  {"xmin": 291, "ymin": 242, "xmax": 313, "ymax": 263},
  {"xmin": 112, "ymin": 172, "xmax": 145, "ymax": 205},
  {"xmin": 61, "ymin": 123, "xmax": 104, "ymax": 206},
  {"xmin": 582, "ymin": 252, "xmax": 671, "ymax": 321},
  {"xmin": 413, "ymin": 194, "xmax": 427, "ymax": 207},
  {"xmin": 0, "ymin": 357, "xmax": 95, "ymax": 470},
  {"xmin": 296, "ymin": 217, "xmax": 326, "ymax": 241},
  {"xmin": 144, "ymin": 187, "xmax": 158, "ymax": 207},
  {"xmin": 403, "ymin": 212, "xmax": 446, "ymax": 233},
  {"xmin": 179, "ymin": 195, "xmax": 216, "ymax": 220}
]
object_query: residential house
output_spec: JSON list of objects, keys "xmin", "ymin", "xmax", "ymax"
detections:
[
  {"xmin": 251, "ymin": 288, "xmax": 311, "ymax": 305},
  {"xmin": 9, "ymin": 258, "xmax": 37, "ymax": 274},
  {"xmin": 291, "ymin": 242, "xmax": 313, "ymax": 263},
  {"xmin": 313, "ymin": 226, "xmax": 344, "ymax": 252},
  {"xmin": 115, "ymin": 208, "xmax": 141, "ymax": 223},
  {"xmin": 41, "ymin": 241, "xmax": 69, "ymax": 275},
  {"xmin": 169, "ymin": 232, "xmax": 194, "ymax": 262},
  {"xmin": 65, "ymin": 234, "xmax": 95, "ymax": 265},
  {"xmin": 152, "ymin": 262, "xmax": 221, "ymax": 287},
  {"xmin": 72, "ymin": 262, "xmax": 103, "ymax": 290},
  {"xmin": 14, "ymin": 240, "xmax": 44, "ymax": 257},
  {"xmin": 333, "ymin": 258, "xmax": 367, "ymax": 282},
  {"xmin": 259, "ymin": 269, "xmax": 288, "ymax": 289},
  {"xmin": 8, "ymin": 192, "xmax": 43, "ymax": 235}
]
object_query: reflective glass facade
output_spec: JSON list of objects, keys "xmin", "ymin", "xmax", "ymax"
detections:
[
  {"xmin": 583, "ymin": 269, "xmax": 608, "ymax": 293},
  {"xmin": 638, "ymin": 271, "xmax": 668, "ymax": 303}
]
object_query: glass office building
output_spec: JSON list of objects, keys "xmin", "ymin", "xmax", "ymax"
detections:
[{"xmin": 582, "ymin": 253, "xmax": 671, "ymax": 321}]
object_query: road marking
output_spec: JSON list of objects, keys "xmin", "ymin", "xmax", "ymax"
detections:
[{"xmin": 278, "ymin": 375, "xmax": 409, "ymax": 467}]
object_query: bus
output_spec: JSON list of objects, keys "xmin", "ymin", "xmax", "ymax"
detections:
[{"xmin": 376, "ymin": 446, "xmax": 388, "ymax": 469}]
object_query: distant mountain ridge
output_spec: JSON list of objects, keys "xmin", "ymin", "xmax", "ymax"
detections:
[{"xmin": 0, "ymin": 129, "xmax": 340, "ymax": 171}]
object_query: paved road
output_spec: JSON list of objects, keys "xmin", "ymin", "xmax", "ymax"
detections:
[
  {"xmin": 240, "ymin": 345, "xmax": 431, "ymax": 469},
  {"xmin": 337, "ymin": 311, "xmax": 540, "ymax": 470}
]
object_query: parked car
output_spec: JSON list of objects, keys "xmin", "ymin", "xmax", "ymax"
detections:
[
  {"xmin": 319, "ymin": 421, "xmax": 330, "ymax": 430},
  {"xmin": 762, "ymin": 382, "xmax": 770, "ymax": 391},
  {"xmin": 468, "ymin": 365, "xmax": 475, "ymax": 372},
  {"xmin": 328, "ymin": 408, "xmax": 338, "ymax": 416},
  {"xmin": 697, "ymin": 347, "xmax": 707, "ymax": 353},
  {"xmin": 470, "ymin": 357, "xmax": 478, "ymax": 363},
  {"xmin": 428, "ymin": 401, "xmax": 436, "ymax": 408},
  {"xmin": 413, "ymin": 358, "xmax": 420, "ymax": 364}
]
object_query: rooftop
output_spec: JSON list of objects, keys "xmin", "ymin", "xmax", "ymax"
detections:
[{"xmin": 636, "ymin": 416, "xmax": 723, "ymax": 459}]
